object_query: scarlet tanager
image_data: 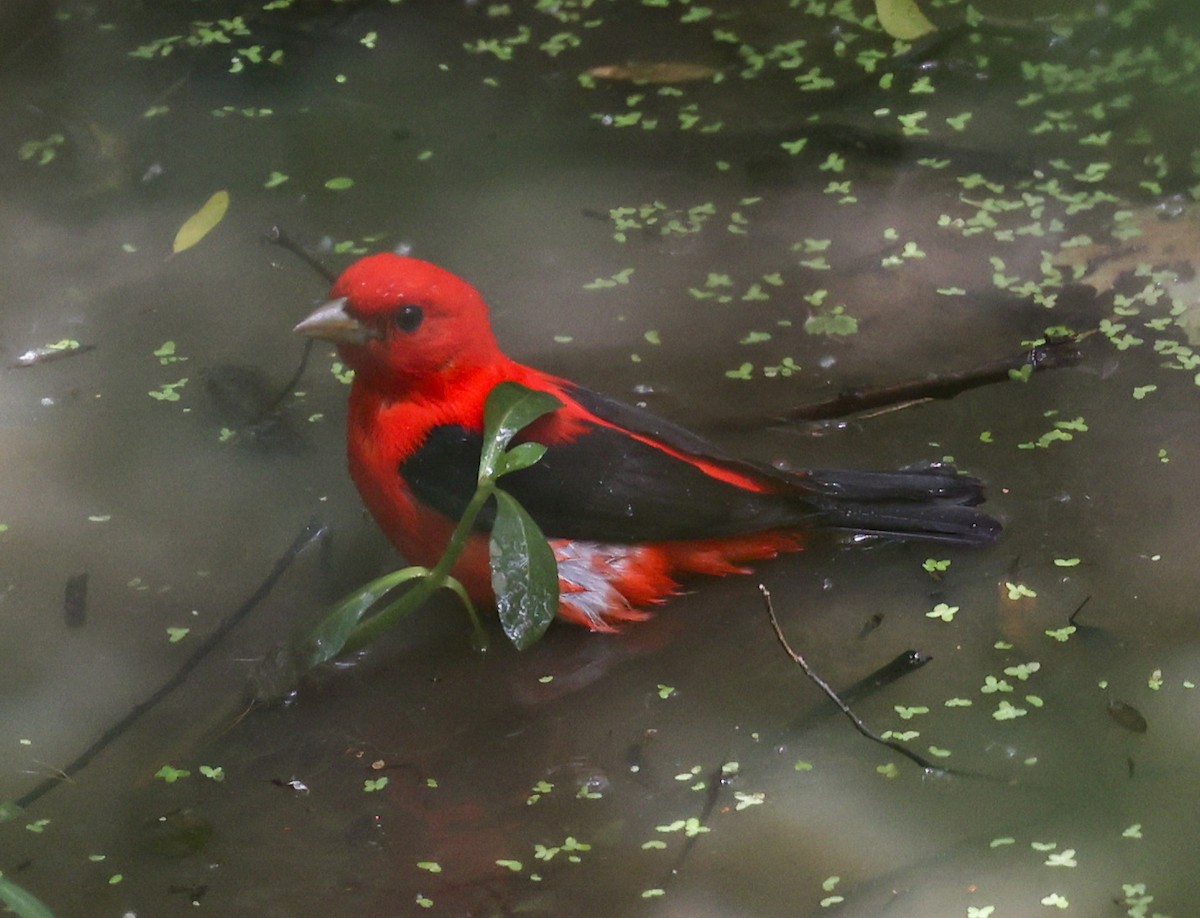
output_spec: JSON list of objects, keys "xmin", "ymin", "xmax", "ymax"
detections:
[{"xmin": 295, "ymin": 253, "xmax": 1000, "ymax": 631}]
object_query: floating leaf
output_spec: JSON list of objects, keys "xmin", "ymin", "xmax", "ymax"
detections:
[
  {"xmin": 490, "ymin": 489, "xmax": 558, "ymax": 650},
  {"xmin": 154, "ymin": 764, "xmax": 191, "ymax": 783},
  {"xmin": 926, "ymin": 602, "xmax": 958, "ymax": 622},
  {"xmin": 172, "ymin": 190, "xmax": 229, "ymax": 254},
  {"xmin": 804, "ymin": 305, "xmax": 858, "ymax": 336}
]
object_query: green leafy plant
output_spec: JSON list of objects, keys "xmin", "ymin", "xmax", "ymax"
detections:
[
  {"xmin": 302, "ymin": 382, "xmax": 562, "ymax": 668},
  {"xmin": 0, "ymin": 874, "xmax": 54, "ymax": 918}
]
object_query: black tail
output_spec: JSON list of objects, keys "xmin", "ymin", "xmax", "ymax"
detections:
[{"xmin": 802, "ymin": 464, "xmax": 1001, "ymax": 546}]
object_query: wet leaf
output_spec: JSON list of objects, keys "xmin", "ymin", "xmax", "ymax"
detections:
[
  {"xmin": 304, "ymin": 566, "xmax": 431, "ymax": 667},
  {"xmin": 0, "ymin": 874, "xmax": 54, "ymax": 918},
  {"xmin": 1107, "ymin": 699, "xmax": 1148, "ymax": 733},
  {"xmin": 498, "ymin": 441, "xmax": 548, "ymax": 476},
  {"xmin": 479, "ymin": 383, "xmax": 562, "ymax": 479},
  {"xmin": 172, "ymin": 190, "xmax": 229, "ymax": 253},
  {"xmin": 490, "ymin": 489, "xmax": 558, "ymax": 650}
]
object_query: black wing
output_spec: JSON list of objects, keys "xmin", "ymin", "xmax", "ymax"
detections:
[
  {"xmin": 399, "ymin": 421, "xmax": 811, "ymax": 543},
  {"xmin": 399, "ymin": 382, "xmax": 1001, "ymax": 546}
]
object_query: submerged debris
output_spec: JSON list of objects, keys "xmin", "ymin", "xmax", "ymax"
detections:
[
  {"xmin": 64, "ymin": 572, "xmax": 88, "ymax": 628},
  {"xmin": 1107, "ymin": 698, "xmax": 1148, "ymax": 734},
  {"xmin": 204, "ymin": 363, "xmax": 309, "ymax": 453},
  {"xmin": 11, "ymin": 339, "xmax": 94, "ymax": 368}
]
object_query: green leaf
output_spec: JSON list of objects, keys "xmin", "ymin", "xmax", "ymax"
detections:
[
  {"xmin": 490, "ymin": 489, "xmax": 558, "ymax": 650},
  {"xmin": 804, "ymin": 306, "xmax": 859, "ymax": 337},
  {"xmin": 479, "ymin": 384, "xmax": 561, "ymax": 480},
  {"xmin": 498, "ymin": 441, "xmax": 548, "ymax": 476},
  {"xmin": 154, "ymin": 765, "xmax": 191, "ymax": 783},
  {"xmin": 0, "ymin": 874, "xmax": 55, "ymax": 918},
  {"xmin": 873, "ymin": 0, "xmax": 936, "ymax": 41},
  {"xmin": 172, "ymin": 190, "xmax": 230, "ymax": 254},
  {"xmin": 305, "ymin": 566, "xmax": 431, "ymax": 666}
]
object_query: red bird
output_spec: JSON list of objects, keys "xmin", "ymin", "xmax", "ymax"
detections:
[{"xmin": 295, "ymin": 253, "xmax": 999, "ymax": 631}]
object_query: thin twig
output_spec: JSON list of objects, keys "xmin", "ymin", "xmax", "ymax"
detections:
[
  {"xmin": 760, "ymin": 583, "xmax": 947, "ymax": 775},
  {"xmin": 1068, "ymin": 595, "xmax": 1092, "ymax": 627}
]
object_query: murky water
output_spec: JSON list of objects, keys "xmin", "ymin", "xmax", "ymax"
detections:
[{"xmin": 2, "ymin": 1, "xmax": 1199, "ymax": 915}]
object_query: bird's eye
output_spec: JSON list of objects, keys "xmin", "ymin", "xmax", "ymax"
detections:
[{"xmin": 393, "ymin": 304, "xmax": 424, "ymax": 333}]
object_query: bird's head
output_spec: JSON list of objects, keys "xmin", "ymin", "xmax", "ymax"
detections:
[{"xmin": 294, "ymin": 253, "xmax": 503, "ymax": 395}]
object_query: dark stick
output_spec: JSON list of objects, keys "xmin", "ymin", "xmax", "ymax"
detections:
[
  {"xmin": 7, "ymin": 520, "xmax": 327, "ymax": 813},
  {"xmin": 760, "ymin": 584, "xmax": 948, "ymax": 775},
  {"xmin": 717, "ymin": 336, "xmax": 1083, "ymax": 430},
  {"xmin": 1067, "ymin": 596, "xmax": 1092, "ymax": 627},
  {"xmin": 790, "ymin": 650, "xmax": 931, "ymax": 733},
  {"xmin": 836, "ymin": 650, "xmax": 932, "ymax": 706}
]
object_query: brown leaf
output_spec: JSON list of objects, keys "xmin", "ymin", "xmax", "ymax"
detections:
[{"xmin": 587, "ymin": 62, "xmax": 718, "ymax": 83}]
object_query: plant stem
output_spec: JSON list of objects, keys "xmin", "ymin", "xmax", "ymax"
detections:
[{"xmin": 341, "ymin": 479, "xmax": 496, "ymax": 652}]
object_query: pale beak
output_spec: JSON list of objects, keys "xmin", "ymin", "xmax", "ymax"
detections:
[{"xmin": 293, "ymin": 297, "xmax": 378, "ymax": 346}]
